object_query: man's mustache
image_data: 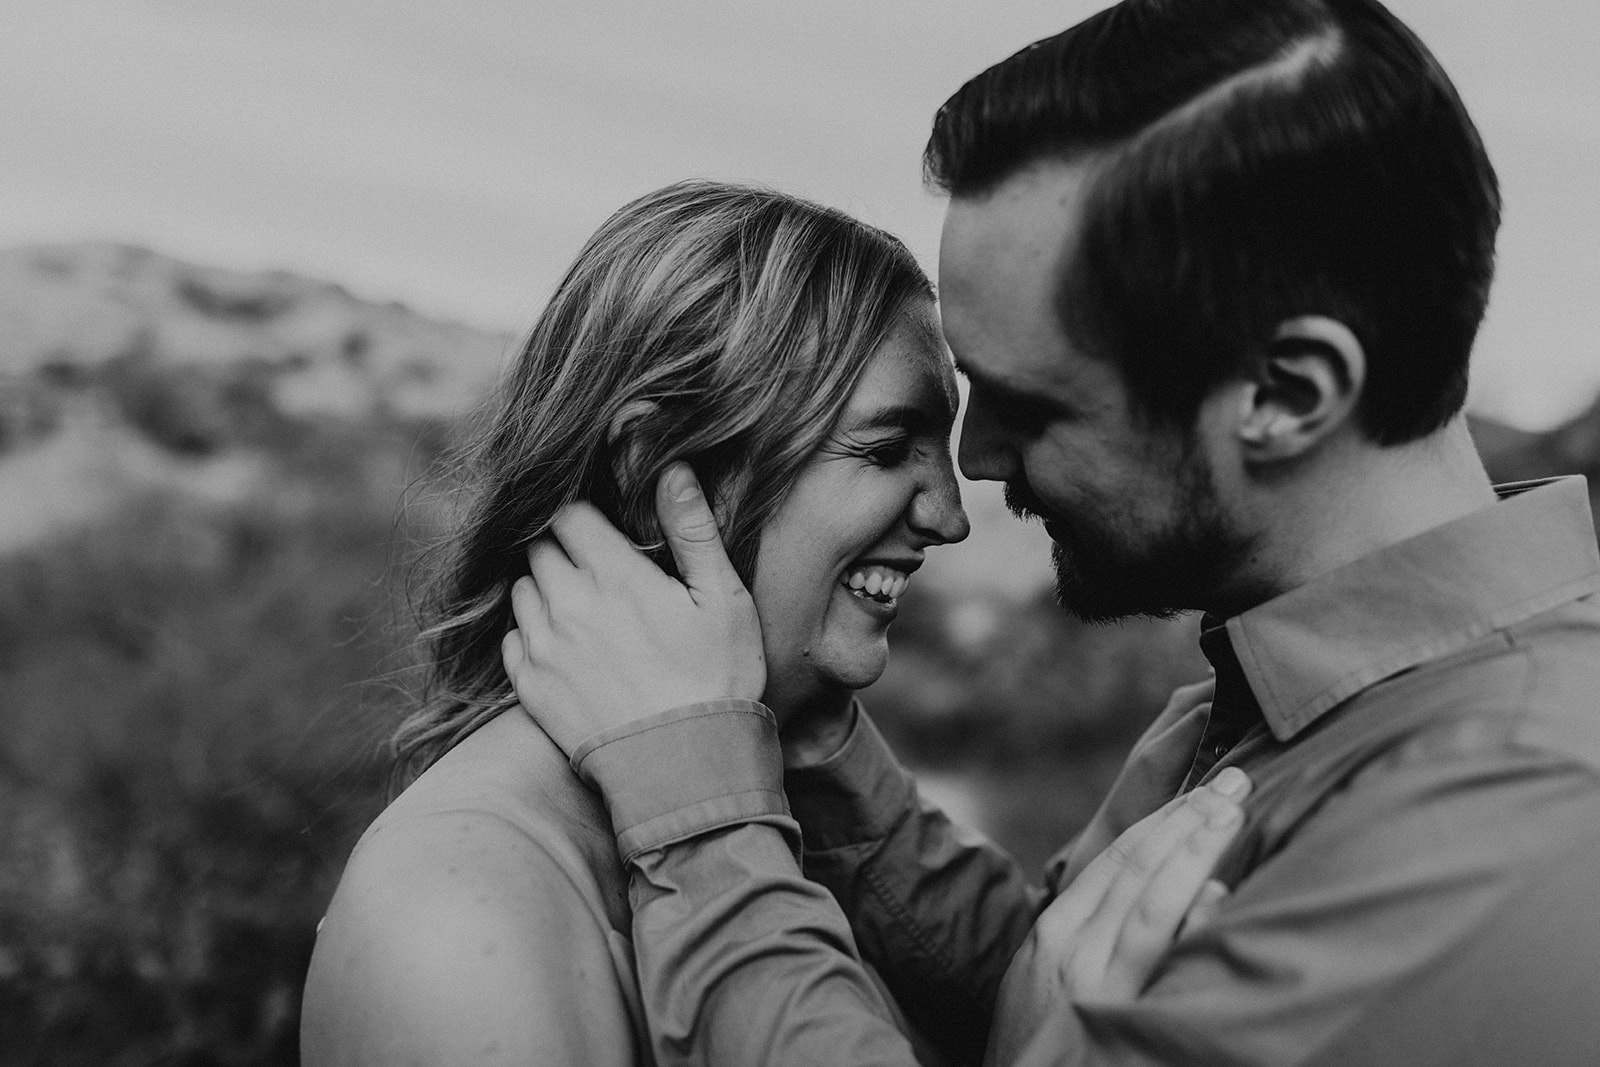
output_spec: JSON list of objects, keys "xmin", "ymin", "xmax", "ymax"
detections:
[{"xmin": 1003, "ymin": 480, "xmax": 1052, "ymax": 524}]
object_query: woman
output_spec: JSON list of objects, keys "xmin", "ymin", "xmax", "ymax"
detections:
[{"xmin": 300, "ymin": 180, "xmax": 971, "ymax": 1065}]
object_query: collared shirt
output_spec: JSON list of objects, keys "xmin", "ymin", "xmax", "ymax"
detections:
[{"xmin": 576, "ymin": 477, "xmax": 1600, "ymax": 1066}]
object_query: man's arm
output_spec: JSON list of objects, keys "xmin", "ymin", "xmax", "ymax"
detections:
[
  {"xmin": 781, "ymin": 678, "xmax": 1217, "ymax": 1061},
  {"xmin": 566, "ymin": 699, "xmax": 1248, "ymax": 1067},
  {"xmin": 783, "ymin": 703, "xmax": 1046, "ymax": 1060}
]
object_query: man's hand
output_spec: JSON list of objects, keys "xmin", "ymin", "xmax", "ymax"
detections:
[
  {"xmin": 501, "ymin": 463, "xmax": 766, "ymax": 756},
  {"xmin": 988, "ymin": 768, "xmax": 1252, "ymax": 1064}
]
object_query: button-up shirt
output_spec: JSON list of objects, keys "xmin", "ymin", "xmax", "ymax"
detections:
[{"xmin": 574, "ymin": 476, "xmax": 1600, "ymax": 1065}]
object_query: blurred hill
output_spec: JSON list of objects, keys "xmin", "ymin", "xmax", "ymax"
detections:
[
  {"xmin": 0, "ymin": 242, "xmax": 511, "ymax": 556},
  {"xmin": 1, "ymin": 241, "xmax": 1597, "ymax": 1065},
  {"xmin": 0, "ymin": 242, "xmax": 514, "ymax": 1065}
]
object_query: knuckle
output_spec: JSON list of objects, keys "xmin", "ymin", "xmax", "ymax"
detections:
[
  {"xmin": 1186, "ymin": 824, "xmax": 1228, "ymax": 856},
  {"xmin": 675, "ymin": 515, "xmax": 720, "ymax": 544},
  {"xmin": 1107, "ymin": 839, "xmax": 1152, "ymax": 879},
  {"xmin": 1183, "ymin": 787, "xmax": 1225, "ymax": 818},
  {"xmin": 1065, "ymin": 957, "xmax": 1097, "ymax": 993},
  {"xmin": 1132, "ymin": 892, "xmax": 1169, "ymax": 931}
]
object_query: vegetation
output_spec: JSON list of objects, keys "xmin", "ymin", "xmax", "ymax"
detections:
[{"xmin": 0, "ymin": 399, "xmax": 451, "ymax": 1064}]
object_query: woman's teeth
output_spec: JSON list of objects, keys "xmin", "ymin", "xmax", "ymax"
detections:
[{"xmin": 843, "ymin": 566, "xmax": 909, "ymax": 601}]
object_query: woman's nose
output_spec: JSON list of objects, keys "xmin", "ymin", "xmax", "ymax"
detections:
[{"xmin": 910, "ymin": 462, "xmax": 970, "ymax": 546}]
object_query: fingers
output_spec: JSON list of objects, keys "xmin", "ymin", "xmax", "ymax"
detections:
[
  {"xmin": 1036, "ymin": 769, "xmax": 1250, "ymax": 995},
  {"xmin": 545, "ymin": 501, "xmax": 633, "ymax": 573},
  {"xmin": 1158, "ymin": 676, "xmax": 1216, "ymax": 722},
  {"xmin": 1176, "ymin": 879, "xmax": 1229, "ymax": 942},
  {"xmin": 1061, "ymin": 789, "xmax": 1225, "ymax": 980},
  {"xmin": 509, "ymin": 573, "xmax": 547, "ymax": 631},
  {"xmin": 1036, "ymin": 788, "xmax": 1195, "ymax": 943},
  {"xmin": 1101, "ymin": 791, "xmax": 1245, "ymax": 996},
  {"xmin": 504, "ymin": 577, "xmax": 544, "ymax": 700},
  {"xmin": 525, "ymin": 534, "xmax": 572, "ymax": 585},
  {"xmin": 501, "ymin": 627, "xmax": 525, "ymax": 674},
  {"xmin": 655, "ymin": 463, "xmax": 743, "ymax": 599}
]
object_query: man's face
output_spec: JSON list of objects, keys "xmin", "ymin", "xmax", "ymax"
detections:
[{"xmin": 938, "ymin": 159, "xmax": 1254, "ymax": 622}]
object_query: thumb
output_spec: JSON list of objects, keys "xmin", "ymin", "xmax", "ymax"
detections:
[{"xmin": 656, "ymin": 463, "xmax": 742, "ymax": 597}]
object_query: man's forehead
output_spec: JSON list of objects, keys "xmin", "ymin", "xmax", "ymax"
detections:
[
  {"xmin": 937, "ymin": 160, "xmax": 1096, "ymax": 390},
  {"xmin": 941, "ymin": 158, "xmax": 1095, "ymax": 243},
  {"xmin": 940, "ymin": 162, "xmax": 1096, "ymax": 305}
]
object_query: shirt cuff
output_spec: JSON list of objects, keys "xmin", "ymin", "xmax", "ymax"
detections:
[
  {"xmin": 783, "ymin": 702, "xmax": 920, "ymax": 851},
  {"xmin": 571, "ymin": 699, "xmax": 792, "ymax": 864}
]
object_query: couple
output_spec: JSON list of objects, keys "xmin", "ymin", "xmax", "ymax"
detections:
[{"xmin": 305, "ymin": 0, "xmax": 1600, "ymax": 1064}]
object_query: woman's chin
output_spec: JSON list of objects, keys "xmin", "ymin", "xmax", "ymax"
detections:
[
  {"xmin": 763, "ymin": 641, "xmax": 889, "ymax": 717},
  {"xmin": 814, "ymin": 639, "xmax": 892, "ymax": 694}
]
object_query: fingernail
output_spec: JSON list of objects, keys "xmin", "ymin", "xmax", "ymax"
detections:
[
  {"xmin": 665, "ymin": 463, "xmax": 700, "ymax": 502},
  {"xmin": 1210, "ymin": 767, "xmax": 1250, "ymax": 799}
]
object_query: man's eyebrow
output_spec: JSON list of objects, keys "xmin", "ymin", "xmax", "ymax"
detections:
[{"xmin": 954, "ymin": 362, "xmax": 1034, "ymax": 405}]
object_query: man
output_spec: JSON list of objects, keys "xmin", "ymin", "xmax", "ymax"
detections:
[{"xmin": 505, "ymin": 0, "xmax": 1600, "ymax": 1062}]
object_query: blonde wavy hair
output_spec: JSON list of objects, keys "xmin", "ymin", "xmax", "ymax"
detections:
[{"xmin": 392, "ymin": 181, "xmax": 932, "ymax": 785}]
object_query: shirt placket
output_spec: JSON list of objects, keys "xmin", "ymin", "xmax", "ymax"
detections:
[{"xmin": 1185, "ymin": 620, "xmax": 1267, "ymax": 791}]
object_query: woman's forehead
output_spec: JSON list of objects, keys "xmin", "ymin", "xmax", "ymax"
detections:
[{"xmin": 837, "ymin": 325, "xmax": 958, "ymax": 431}]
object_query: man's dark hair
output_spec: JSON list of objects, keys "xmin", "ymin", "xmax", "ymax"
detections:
[{"xmin": 925, "ymin": 0, "xmax": 1501, "ymax": 445}]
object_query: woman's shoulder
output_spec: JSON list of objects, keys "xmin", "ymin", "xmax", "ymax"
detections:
[
  {"xmin": 359, "ymin": 711, "xmax": 622, "ymax": 893},
  {"xmin": 300, "ymin": 714, "xmax": 641, "ymax": 1065},
  {"xmin": 322, "ymin": 710, "xmax": 627, "ymax": 936}
]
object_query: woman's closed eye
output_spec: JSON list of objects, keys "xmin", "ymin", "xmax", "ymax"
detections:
[
  {"xmin": 862, "ymin": 434, "xmax": 919, "ymax": 468},
  {"xmin": 819, "ymin": 432, "xmax": 919, "ymax": 469}
]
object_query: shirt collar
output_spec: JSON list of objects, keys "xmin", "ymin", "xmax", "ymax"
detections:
[{"xmin": 1217, "ymin": 476, "xmax": 1600, "ymax": 742}]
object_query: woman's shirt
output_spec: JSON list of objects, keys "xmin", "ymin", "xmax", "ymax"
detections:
[{"xmin": 300, "ymin": 710, "xmax": 655, "ymax": 1066}]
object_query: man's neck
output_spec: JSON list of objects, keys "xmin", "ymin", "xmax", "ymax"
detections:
[{"xmin": 1221, "ymin": 418, "xmax": 1498, "ymax": 615}]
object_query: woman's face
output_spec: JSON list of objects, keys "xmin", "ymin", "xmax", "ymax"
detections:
[{"xmin": 751, "ymin": 304, "xmax": 971, "ymax": 721}]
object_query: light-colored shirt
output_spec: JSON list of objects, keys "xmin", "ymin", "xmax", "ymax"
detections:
[
  {"xmin": 301, "ymin": 711, "xmax": 657, "ymax": 1065},
  {"xmin": 576, "ymin": 476, "xmax": 1600, "ymax": 1066}
]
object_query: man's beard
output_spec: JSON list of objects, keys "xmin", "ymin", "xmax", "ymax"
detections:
[{"xmin": 1004, "ymin": 455, "xmax": 1254, "ymax": 624}]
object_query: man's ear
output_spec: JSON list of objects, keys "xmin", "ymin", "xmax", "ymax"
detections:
[{"xmin": 1234, "ymin": 316, "xmax": 1365, "ymax": 461}]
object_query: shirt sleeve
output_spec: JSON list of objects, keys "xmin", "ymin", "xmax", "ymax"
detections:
[
  {"xmin": 574, "ymin": 699, "xmax": 925, "ymax": 1067},
  {"xmin": 784, "ymin": 703, "xmax": 1046, "ymax": 1062}
]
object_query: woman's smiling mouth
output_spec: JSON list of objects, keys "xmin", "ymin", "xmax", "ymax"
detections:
[{"xmin": 840, "ymin": 560, "xmax": 920, "ymax": 605}]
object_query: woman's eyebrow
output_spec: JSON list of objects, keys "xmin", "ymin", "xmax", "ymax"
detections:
[{"xmin": 843, "ymin": 401, "xmax": 950, "ymax": 434}]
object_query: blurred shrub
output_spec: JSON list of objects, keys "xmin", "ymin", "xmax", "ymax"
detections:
[
  {"xmin": 101, "ymin": 355, "xmax": 288, "ymax": 458},
  {"xmin": 874, "ymin": 584, "xmax": 1208, "ymax": 767},
  {"xmin": 871, "ymin": 585, "xmax": 1210, "ymax": 873},
  {"xmin": 0, "ymin": 420, "xmax": 444, "ymax": 1066},
  {"xmin": 0, "ymin": 375, "xmax": 62, "ymax": 454}
]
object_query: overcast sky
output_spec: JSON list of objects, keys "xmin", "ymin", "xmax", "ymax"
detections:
[{"xmin": 4, "ymin": 0, "xmax": 1597, "ymax": 428}]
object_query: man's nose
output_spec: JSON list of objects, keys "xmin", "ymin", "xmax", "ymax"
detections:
[{"xmin": 956, "ymin": 401, "xmax": 1017, "ymax": 483}]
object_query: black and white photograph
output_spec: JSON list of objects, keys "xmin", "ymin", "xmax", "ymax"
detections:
[{"xmin": 3, "ymin": 1, "xmax": 1600, "ymax": 1063}]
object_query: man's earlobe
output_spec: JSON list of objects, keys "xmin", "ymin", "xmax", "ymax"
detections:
[{"xmin": 1236, "ymin": 316, "xmax": 1365, "ymax": 460}]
